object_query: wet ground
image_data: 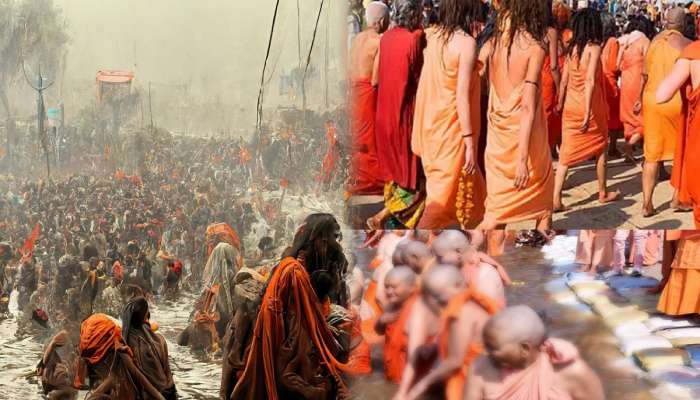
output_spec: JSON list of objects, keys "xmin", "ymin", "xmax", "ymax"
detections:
[{"xmin": 0, "ymin": 231, "xmax": 682, "ymax": 400}]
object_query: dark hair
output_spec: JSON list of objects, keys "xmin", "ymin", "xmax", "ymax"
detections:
[
  {"xmin": 497, "ymin": 0, "xmax": 549, "ymax": 53},
  {"xmin": 435, "ymin": 0, "xmax": 481, "ymax": 39},
  {"xmin": 394, "ymin": 0, "xmax": 423, "ymax": 31},
  {"xmin": 568, "ymin": 8, "xmax": 603, "ymax": 60},
  {"xmin": 282, "ymin": 213, "xmax": 346, "ymax": 277},
  {"xmin": 684, "ymin": 13, "xmax": 697, "ymax": 40},
  {"xmin": 121, "ymin": 296, "xmax": 149, "ymax": 344},
  {"xmin": 600, "ymin": 12, "xmax": 617, "ymax": 40},
  {"xmin": 625, "ymin": 15, "xmax": 654, "ymax": 39}
]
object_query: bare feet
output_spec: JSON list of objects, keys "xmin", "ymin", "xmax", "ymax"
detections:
[
  {"xmin": 642, "ymin": 203, "xmax": 655, "ymax": 218},
  {"xmin": 553, "ymin": 203, "xmax": 569, "ymax": 213},
  {"xmin": 598, "ymin": 191, "xmax": 621, "ymax": 204}
]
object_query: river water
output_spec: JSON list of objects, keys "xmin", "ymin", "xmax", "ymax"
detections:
[{"xmin": 0, "ymin": 231, "xmax": 673, "ymax": 400}]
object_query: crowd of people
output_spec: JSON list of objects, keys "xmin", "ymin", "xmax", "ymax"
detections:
[{"xmin": 347, "ymin": 0, "xmax": 700, "ymax": 231}]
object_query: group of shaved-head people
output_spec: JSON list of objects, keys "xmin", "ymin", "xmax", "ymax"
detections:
[{"xmin": 349, "ymin": 230, "xmax": 605, "ymax": 400}]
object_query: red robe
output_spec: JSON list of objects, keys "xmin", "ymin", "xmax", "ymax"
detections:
[
  {"xmin": 375, "ymin": 27, "xmax": 425, "ymax": 190},
  {"xmin": 348, "ymin": 79, "xmax": 384, "ymax": 195}
]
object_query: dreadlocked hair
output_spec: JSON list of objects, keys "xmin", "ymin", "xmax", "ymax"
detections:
[
  {"xmin": 497, "ymin": 0, "xmax": 549, "ymax": 55},
  {"xmin": 435, "ymin": 0, "xmax": 481, "ymax": 40},
  {"xmin": 568, "ymin": 8, "xmax": 603, "ymax": 61}
]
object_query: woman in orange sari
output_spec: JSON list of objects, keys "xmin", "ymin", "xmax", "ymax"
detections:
[
  {"xmin": 412, "ymin": 0, "xmax": 486, "ymax": 229},
  {"xmin": 657, "ymin": 231, "xmax": 700, "ymax": 320},
  {"xmin": 617, "ymin": 16, "xmax": 651, "ymax": 164},
  {"xmin": 554, "ymin": 8, "xmax": 618, "ymax": 212}
]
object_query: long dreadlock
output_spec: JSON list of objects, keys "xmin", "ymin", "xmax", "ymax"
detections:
[
  {"xmin": 435, "ymin": 0, "xmax": 481, "ymax": 40},
  {"xmin": 568, "ymin": 8, "xmax": 603, "ymax": 61}
]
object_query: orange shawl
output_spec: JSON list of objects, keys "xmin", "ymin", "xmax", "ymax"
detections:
[
  {"xmin": 230, "ymin": 257, "xmax": 351, "ymax": 400},
  {"xmin": 383, "ymin": 295, "xmax": 418, "ymax": 384}
]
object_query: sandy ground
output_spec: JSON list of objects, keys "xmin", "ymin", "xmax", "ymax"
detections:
[{"xmin": 346, "ymin": 153, "xmax": 695, "ymax": 230}]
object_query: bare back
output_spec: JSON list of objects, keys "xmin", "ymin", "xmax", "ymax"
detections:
[
  {"xmin": 350, "ymin": 30, "xmax": 381, "ymax": 81},
  {"xmin": 490, "ymin": 31, "xmax": 543, "ymax": 101}
]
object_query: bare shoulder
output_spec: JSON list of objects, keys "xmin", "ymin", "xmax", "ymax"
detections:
[
  {"xmin": 472, "ymin": 354, "xmax": 499, "ymax": 379},
  {"xmin": 554, "ymin": 357, "xmax": 604, "ymax": 400}
]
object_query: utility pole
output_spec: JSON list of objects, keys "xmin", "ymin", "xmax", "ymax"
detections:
[{"xmin": 25, "ymin": 67, "xmax": 54, "ymax": 179}]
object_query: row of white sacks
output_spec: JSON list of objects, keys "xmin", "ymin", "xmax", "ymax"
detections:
[{"xmin": 561, "ymin": 272, "xmax": 700, "ymax": 394}]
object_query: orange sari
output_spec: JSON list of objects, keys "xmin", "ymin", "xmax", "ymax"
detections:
[
  {"xmin": 602, "ymin": 37, "xmax": 622, "ymax": 131},
  {"xmin": 411, "ymin": 28, "xmax": 486, "ymax": 228},
  {"xmin": 619, "ymin": 35, "xmax": 649, "ymax": 140},
  {"xmin": 559, "ymin": 48, "xmax": 609, "ymax": 166}
]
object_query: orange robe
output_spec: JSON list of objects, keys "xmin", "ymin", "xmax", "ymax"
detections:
[
  {"xmin": 481, "ymin": 338, "xmax": 580, "ymax": 400},
  {"xmin": 439, "ymin": 289, "xmax": 501, "ymax": 400},
  {"xmin": 542, "ymin": 55, "xmax": 561, "ymax": 148},
  {"xmin": 602, "ymin": 37, "xmax": 622, "ymax": 131},
  {"xmin": 349, "ymin": 78, "xmax": 384, "ymax": 195},
  {"xmin": 643, "ymin": 31, "xmax": 685, "ymax": 162},
  {"xmin": 361, "ymin": 280, "xmax": 384, "ymax": 346},
  {"xmin": 674, "ymin": 41, "xmax": 700, "ymax": 226},
  {"xmin": 483, "ymin": 50, "xmax": 554, "ymax": 225},
  {"xmin": 658, "ymin": 234, "xmax": 700, "ymax": 315},
  {"xmin": 619, "ymin": 35, "xmax": 649, "ymax": 140},
  {"xmin": 411, "ymin": 27, "xmax": 486, "ymax": 228},
  {"xmin": 383, "ymin": 295, "xmax": 417, "ymax": 384},
  {"xmin": 345, "ymin": 305, "xmax": 372, "ymax": 376},
  {"xmin": 230, "ymin": 257, "xmax": 350, "ymax": 400},
  {"xmin": 559, "ymin": 50, "xmax": 609, "ymax": 166}
]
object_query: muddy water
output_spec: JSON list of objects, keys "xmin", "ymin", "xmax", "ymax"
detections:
[
  {"xmin": 0, "ymin": 290, "xmax": 222, "ymax": 400},
  {"xmin": 0, "ymin": 231, "xmax": 660, "ymax": 400}
]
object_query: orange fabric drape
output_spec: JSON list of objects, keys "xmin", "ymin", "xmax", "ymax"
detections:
[
  {"xmin": 643, "ymin": 31, "xmax": 685, "ymax": 162},
  {"xmin": 361, "ymin": 280, "xmax": 384, "ymax": 346},
  {"xmin": 411, "ymin": 28, "xmax": 486, "ymax": 228},
  {"xmin": 348, "ymin": 79, "xmax": 384, "ymax": 195},
  {"xmin": 602, "ymin": 37, "xmax": 623, "ymax": 131},
  {"xmin": 559, "ymin": 50, "xmax": 609, "ymax": 166},
  {"xmin": 383, "ymin": 295, "xmax": 418, "ymax": 384},
  {"xmin": 542, "ymin": 55, "xmax": 562, "ymax": 147},
  {"xmin": 619, "ymin": 36, "xmax": 648, "ymax": 140},
  {"xmin": 78, "ymin": 313, "xmax": 132, "ymax": 366},
  {"xmin": 230, "ymin": 257, "xmax": 352, "ymax": 400}
]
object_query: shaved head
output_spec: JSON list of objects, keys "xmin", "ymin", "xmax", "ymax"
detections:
[
  {"xmin": 392, "ymin": 241, "xmax": 408, "ymax": 266},
  {"xmin": 403, "ymin": 240, "xmax": 432, "ymax": 273},
  {"xmin": 366, "ymin": 1, "xmax": 390, "ymax": 27},
  {"xmin": 421, "ymin": 264, "xmax": 464, "ymax": 297},
  {"xmin": 431, "ymin": 230, "xmax": 475, "ymax": 266},
  {"xmin": 665, "ymin": 7, "xmax": 686, "ymax": 30},
  {"xmin": 385, "ymin": 265, "xmax": 417, "ymax": 286},
  {"xmin": 485, "ymin": 305, "xmax": 546, "ymax": 345}
]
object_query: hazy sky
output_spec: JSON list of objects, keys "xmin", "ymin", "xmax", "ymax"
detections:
[{"xmin": 50, "ymin": 0, "xmax": 347, "ymax": 131}]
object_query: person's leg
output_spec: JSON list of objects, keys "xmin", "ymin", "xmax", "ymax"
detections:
[
  {"xmin": 553, "ymin": 165, "xmax": 569, "ymax": 212},
  {"xmin": 611, "ymin": 230, "xmax": 628, "ymax": 275},
  {"xmin": 487, "ymin": 228, "xmax": 507, "ymax": 256},
  {"xmin": 641, "ymin": 160, "xmax": 659, "ymax": 216},
  {"xmin": 608, "ymin": 131, "xmax": 622, "ymax": 158},
  {"xmin": 631, "ymin": 231, "xmax": 648, "ymax": 276},
  {"xmin": 596, "ymin": 152, "xmax": 620, "ymax": 203},
  {"xmin": 535, "ymin": 211, "xmax": 552, "ymax": 232},
  {"xmin": 624, "ymin": 133, "xmax": 642, "ymax": 164}
]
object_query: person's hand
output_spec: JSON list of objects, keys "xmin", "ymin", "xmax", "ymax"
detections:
[
  {"xmin": 556, "ymin": 98, "xmax": 564, "ymax": 114},
  {"xmin": 379, "ymin": 311, "xmax": 400, "ymax": 325},
  {"xmin": 514, "ymin": 161, "xmax": 529, "ymax": 190},
  {"xmin": 633, "ymin": 101, "xmax": 642, "ymax": 115},
  {"xmin": 581, "ymin": 114, "xmax": 591, "ymax": 132},
  {"xmin": 464, "ymin": 143, "xmax": 476, "ymax": 175}
]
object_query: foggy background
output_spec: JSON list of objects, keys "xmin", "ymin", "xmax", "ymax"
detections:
[{"xmin": 23, "ymin": 0, "xmax": 348, "ymax": 136}]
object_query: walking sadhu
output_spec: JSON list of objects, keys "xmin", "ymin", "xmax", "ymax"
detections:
[
  {"xmin": 478, "ymin": 0, "xmax": 554, "ymax": 230},
  {"xmin": 348, "ymin": 1, "xmax": 390, "ymax": 196},
  {"xmin": 554, "ymin": 8, "xmax": 619, "ymax": 212},
  {"xmin": 657, "ymin": 36, "xmax": 700, "ymax": 227},
  {"xmin": 641, "ymin": 7, "xmax": 691, "ymax": 216},
  {"xmin": 411, "ymin": 0, "xmax": 486, "ymax": 229},
  {"xmin": 368, "ymin": 0, "xmax": 427, "ymax": 229}
]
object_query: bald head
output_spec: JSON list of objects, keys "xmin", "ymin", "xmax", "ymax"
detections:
[
  {"xmin": 431, "ymin": 230, "xmax": 475, "ymax": 266},
  {"xmin": 421, "ymin": 264, "xmax": 464, "ymax": 296},
  {"xmin": 665, "ymin": 7, "xmax": 686, "ymax": 31},
  {"xmin": 385, "ymin": 265, "xmax": 417, "ymax": 286},
  {"xmin": 485, "ymin": 305, "xmax": 546, "ymax": 345},
  {"xmin": 392, "ymin": 241, "xmax": 408, "ymax": 266},
  {"xmin": 366, "ymin": 1, "xmax": 390, "ymax": 29},
  {"xmin": 403, "ymin": 240, "xmax": 432, "ymax": 273}
]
